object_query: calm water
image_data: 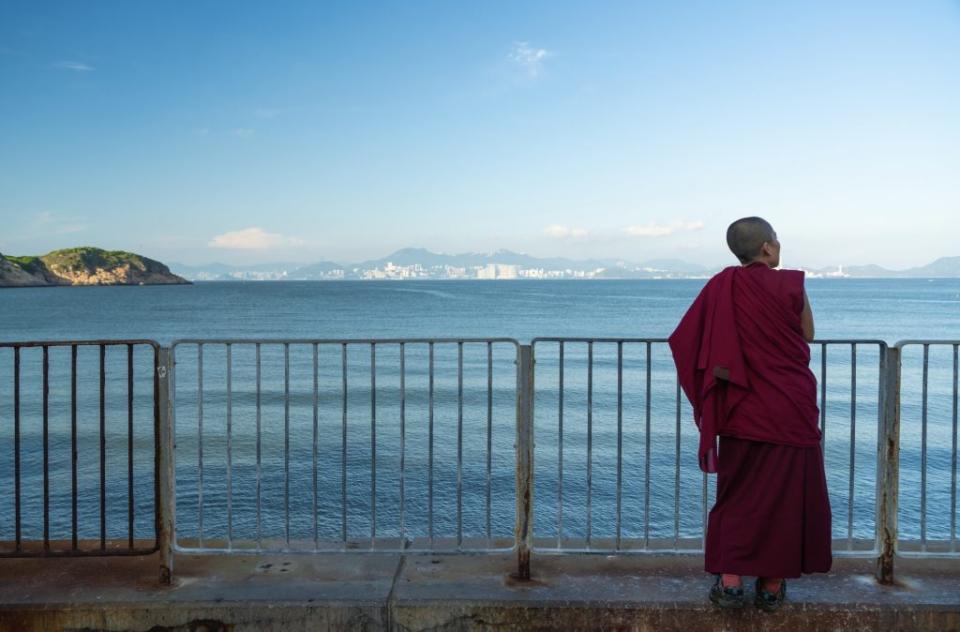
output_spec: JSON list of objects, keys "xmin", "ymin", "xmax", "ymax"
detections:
[
  {"xmin": 2, "ymin": 278, "xmax": 959, "ymax": 343},
  {"xmin": 1, "ymin": 279, "xmax": 958, "ymax": 548}
]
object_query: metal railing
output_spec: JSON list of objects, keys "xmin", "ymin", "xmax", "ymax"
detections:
[
  {"xmin": 168, "ymin": 338, "xmax": 521, "ymax": 556},
  {"xmin": 895, "ymin": 341, "xmax": 960, "ymax": 557},
  {"xmin": 528, "ymin": 338, "xmax": 888, "ymax": 558},
  {"xmin": 0, "ymin": 340, "xmax": 160, "ymax": 557},
  {"xmin": 814, "ymin": 340, "xmax": 890, "ymax": 559},
  {"xmin": 531, "ymin": 338, "xmax": 690, "ymax": 553},
  {"xmin": 2, "ymin": 335, "xmax": 958, "ymax": 586}
]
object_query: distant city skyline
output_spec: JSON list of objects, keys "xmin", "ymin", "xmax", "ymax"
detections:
[
  {"xmin": 1, "ymin": 1, "xmax": 958, "ymax": 269},
  {"xmin": 163, "ymin": 246, "xmax": 960, "ymax": 281}
]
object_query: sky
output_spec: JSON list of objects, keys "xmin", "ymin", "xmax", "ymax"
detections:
[{"xmin": 1, "ymin": 1, "xmax": 958, "ymax": 269}]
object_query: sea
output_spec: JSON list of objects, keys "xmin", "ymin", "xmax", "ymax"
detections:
[{"xmin": 1, "ymin": 279, "xmax": 959, "ymax": 549}]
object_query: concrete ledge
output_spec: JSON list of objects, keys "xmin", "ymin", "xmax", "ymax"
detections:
[
  {"xmin": 1, "ymin": 554, "xmax": 958, "ymax": 631},
  {"xmin": 392, "ymin": 555, "xmax": 960, "ymax": 631}
]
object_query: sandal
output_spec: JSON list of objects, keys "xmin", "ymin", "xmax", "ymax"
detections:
[
  {"xmin": 709, "ymin": 574, "xmax": 745, "ymax": 609},
  {"xmin": 754, "ymin": 577, "xmax": 786, "ymax": 612}
]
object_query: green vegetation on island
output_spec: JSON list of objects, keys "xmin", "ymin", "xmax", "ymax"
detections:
[{"xmin": 0, "ymin": 247, "xmax": 189, "ymax": 287}]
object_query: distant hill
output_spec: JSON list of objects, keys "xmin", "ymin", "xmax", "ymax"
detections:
[
  {"xmin": 838, "ymin": 257, "xmax": 960, "ymax": 278},
  {"xmin": 351, "ymin": 249, "xmax": 714, "ymax": 278},
  {"xmin": 0, "ymin": 247, "xmax": 188, "ymax": 287},
  {"xmin": 907, "ymin": 256, "xmax": 960, "ymax": 277},
  {"xmin": 352, "ymin": 248, "xmax": 618, "ymax": 271},
  {"xmin": 169, "ymin": 260, "xmax": 305, "ymax": 281},
  {"xmin": 635, "ymin": 259, "xmax": 716, "ymax": 275},
  {"xmin": 842, "ymin": 264, "xmax": 900, "ymax": 277},
  {"xmin": 290, "ymin": 260, "xmax": 345, "ymax": 279}
]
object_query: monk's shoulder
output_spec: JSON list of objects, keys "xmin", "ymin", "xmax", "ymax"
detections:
[
  {"xmin": 707, "ymin": 266, "xmax": 739, "ymax": 287},
  {"xmin": 772, "ymin": 268, "xmax": 805, "ymax": 314}
]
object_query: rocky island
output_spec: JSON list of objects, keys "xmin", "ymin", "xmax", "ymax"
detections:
[{"xmin": 0, "ymin": 247, "xmax": 189, "ymax": 287}]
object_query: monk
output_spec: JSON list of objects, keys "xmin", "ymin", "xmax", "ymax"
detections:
[{"xmin": 668, "ymin": 217, "xmax": 832, "ymax": 612}]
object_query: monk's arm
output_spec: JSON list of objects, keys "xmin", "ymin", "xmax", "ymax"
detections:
[{"xmin": 801, "ymin": 290, "xmax": 815, "ymax": 342}]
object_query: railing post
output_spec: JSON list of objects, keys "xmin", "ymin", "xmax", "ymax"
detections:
[
  {"xmin": 514, "ymin": 344, "xmax": 534, "ymax": 580},
  {"xmin": 876, "ymin": 345, "xmax": 900, "ymax": 585},
  {"xmin": 157, "ymin": 346, "xmax": 176, "ymax": 585}
]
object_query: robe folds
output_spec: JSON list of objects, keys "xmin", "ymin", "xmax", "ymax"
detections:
[
  {"xmin": 705, "ymin": 436, "xmax": 832, "ymax": 577},
  {"xmin": 669, "ymin": 262, "xmax": 832, "ymax": 577},
  {"xmin": 668, "ymin": 262, "xmax": 821, "ymax": 473}
]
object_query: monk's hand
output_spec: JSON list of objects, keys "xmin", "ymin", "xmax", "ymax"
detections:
[{"xmin": 713, "ymin": 365, "xmax": 730, "ymax": 381}]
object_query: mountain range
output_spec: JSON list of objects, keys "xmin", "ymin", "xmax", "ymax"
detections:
[{"xmin": 169, "ymin": 249, "xmax": 960, "ymax": 281}]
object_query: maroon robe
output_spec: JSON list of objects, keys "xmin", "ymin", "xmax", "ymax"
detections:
[{"xmin": 669, "ymin": 262, "xmax": 832, "ymax": 577}]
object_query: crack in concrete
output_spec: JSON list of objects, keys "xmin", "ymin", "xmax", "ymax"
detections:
[{"xmin": 385, "ymin": 554, "xmax": 407, "ymax": 631}]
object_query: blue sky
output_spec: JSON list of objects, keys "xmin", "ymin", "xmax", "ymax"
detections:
[{"xmin": 1, "ymin": 1, "xmax": 958, "ymax": 268}]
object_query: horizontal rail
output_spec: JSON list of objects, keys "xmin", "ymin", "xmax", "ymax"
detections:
[
  {"xmin": 532, "ymin": 337, "xmax": 669, "ymax": 344},
  {"xmin": 895, "ymin": 340, "xmax": 960, "ymax": 348},
  {"xmin": 530, "ymin": 337, "xmax": 886, "ymax": 345},
  {"xmin": 0, "ymin": 340, "xmax": 160, "ymax": 350},
  {"xmin": 172, "ymin": 337, "xmax": 520, "ymax": 346}
]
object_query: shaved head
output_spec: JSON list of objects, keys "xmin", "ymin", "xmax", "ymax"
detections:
[{"xmin": 726, "ymin": 217, "xmax": 776, "ymax": 264}]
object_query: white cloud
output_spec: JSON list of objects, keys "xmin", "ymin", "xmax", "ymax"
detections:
[
  {"xmin": 54, "ymin": 61, "xmax": 94, "ymax": 72},
  {"xmin": 545, "ymin": 224, "xmax": 589, "ymax": 239},
  {"xmin": 624, "ymin": 220, "xmax": 704, "ymax": 238},
  {"xmin": 231, "ymin": 128, "xmax": 255, "ymax": 138},
  {"xmin": 509, "ymin": 42, "xmax": 552, "ymax": 76},
  {"xmin": 208, "ymin": 227, "xmax": 302, "ymax": 250}
]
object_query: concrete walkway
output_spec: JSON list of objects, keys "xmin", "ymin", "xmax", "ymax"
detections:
[{"xmin": 1, "ymin": 553, "xmax": 959, "ymax": 631}]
